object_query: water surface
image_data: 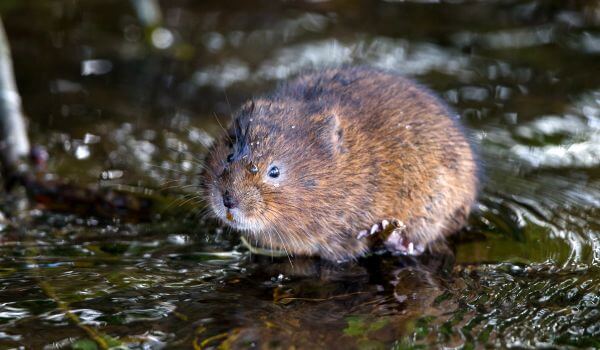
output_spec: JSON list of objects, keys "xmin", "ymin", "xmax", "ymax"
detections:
[{"xmin": 0, "ymin": 0, "xmax": 599, "ymax": 348}]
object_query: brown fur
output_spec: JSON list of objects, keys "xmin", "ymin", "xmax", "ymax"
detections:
[{"xmin": 202, "ymin": 67, "xmax": 479, "ymax": 261}]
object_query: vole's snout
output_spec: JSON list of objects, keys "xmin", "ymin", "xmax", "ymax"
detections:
[{"xmin": 222, "ymin": 190, "xmax": 238, "ymax": 209}]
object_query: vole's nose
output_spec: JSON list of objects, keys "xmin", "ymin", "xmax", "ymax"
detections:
[{"xmin": 222, "ymin": 190, "xmax": 238, "ymax": 209}]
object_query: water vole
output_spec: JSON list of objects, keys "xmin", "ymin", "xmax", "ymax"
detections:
[{"xmin": 202, "ymin": 67, "xmax": 479, "ymax": 261}]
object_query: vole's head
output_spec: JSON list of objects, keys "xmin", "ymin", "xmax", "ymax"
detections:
[{"xmin": 202, "ymin": 99, "xmax": 345, "ymax": 239}]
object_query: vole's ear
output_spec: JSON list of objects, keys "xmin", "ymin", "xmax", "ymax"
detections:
[{"xmin": 310, "ymin": 112, "xmax": 346, "ymax": 157}]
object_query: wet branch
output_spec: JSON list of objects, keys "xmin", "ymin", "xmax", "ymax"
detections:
[{"xmin": 0, "ymin": 16, "xmax": 29, "ymax": 175}]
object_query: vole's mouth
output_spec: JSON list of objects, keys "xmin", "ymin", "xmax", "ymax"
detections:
[
  {"xmin": 220, "ymin": 207, "xmax": 242, "ymax": 224},
  {"xmin": 217, "ymin": 206, "xmax": 258, "ymax": 232},
  {"xmin": 209, "ymin": 189, "xmax": 263, "ymax": 232}
]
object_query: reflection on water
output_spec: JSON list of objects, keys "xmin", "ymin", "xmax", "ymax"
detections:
[
  {"xmin": 511, "ymin": 91, "xmax": 600, "ymax": 168},
  {"xmin": 0, "ymin": 0, "xmax": 599, "ymax": 348}
]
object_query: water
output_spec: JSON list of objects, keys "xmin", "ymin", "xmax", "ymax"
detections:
[{"xmin": 0, "ymin": 0, "xmax": 599, "ymax": 348}]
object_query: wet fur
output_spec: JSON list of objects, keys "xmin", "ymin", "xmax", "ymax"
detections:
[{"xmin": 202, "ymin": 67, "xmax": 479, "ymax": 261}]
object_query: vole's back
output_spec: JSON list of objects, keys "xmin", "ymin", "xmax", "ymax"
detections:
[{"xmin": 283, "ymin": 67, "xmax": 478, "ymax": 248}]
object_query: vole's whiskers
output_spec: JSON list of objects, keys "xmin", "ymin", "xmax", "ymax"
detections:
[
  {"xmin": 162, "ymin": 193, "xmax": 203, "ymax": 213},
  {"xmin": 158, "ymin": 178, "xmax": 185, "ymax": 187},
  {"xmin": 160, "ymin": 183, "xmax": 201, "ymax": 191},
  {"xmin": 147, "ymin": 163, "xmax": 200, "ymax": 174},
  {"xmin": 268, "ymin": 229, "xmax": 274, "ymax": 258},
  {"xmin": 192, "ymin": 206, "xmax": 212, "ymax": 221},
  {"xmin": 223, "ymin": 88, "xmax": 233, "ymax": 117},
  {"xmin": 213, "ymin": 112, "xmax": 233, "ymax": 144},
  {"xmin": 175, "ymin": 194, "xmax": 203, "ymax": 208},
  {"xmin": 273, "ymin": 229, "xmax": 293, "ymax": 267}
]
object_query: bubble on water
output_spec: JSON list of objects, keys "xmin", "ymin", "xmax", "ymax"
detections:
[
  {"xmin": 83, "ymin": 133, "xmax": 101, "ymax": 144},
  {"xmin": 181, "ymin": 160, "xmax": 192, "ymax": 171},
  {"xmin": 202, "ymin": 32, "xmax": 225, "ymax": 52},
  {"xmin": 81, "ymin": 59, "xmax": 113, "ymax": 76},
  {"xmin": 74, "ymin": 144, "xmax": 90, "ymax": 159},
  {"xmin": 151, "ymin": 27, "xmax": 174, "ymax": 49},
  {"xmin": 100, "ymin": 169, "xmax": 124, "ymax": 180}
]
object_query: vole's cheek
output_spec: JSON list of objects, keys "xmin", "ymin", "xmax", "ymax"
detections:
[{"xmin": 243, "ymin": 187, "xmax": 263, "ymax": 212}]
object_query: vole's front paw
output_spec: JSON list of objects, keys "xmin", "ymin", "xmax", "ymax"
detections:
[{"xmin": 384, "ymin": 220, "xmax": 425, "ymax": 256}]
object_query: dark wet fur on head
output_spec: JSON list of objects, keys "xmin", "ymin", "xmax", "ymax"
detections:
[
  {"xmin": 202, "ymin": 66, "xmax": 480, "ymax": 261},
  {"xmin": 229, "ymin": 103, "xmax": 253, "ymax": 162}
]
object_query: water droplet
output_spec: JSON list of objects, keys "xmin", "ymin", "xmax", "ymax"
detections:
[{"xmin": 151, "ymin": 27, "xmax": 174, "ymax": 49}]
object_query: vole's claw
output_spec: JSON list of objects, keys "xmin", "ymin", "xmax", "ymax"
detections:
[
  {"xmin": 357, "ymin": 229, "xmax": 369, "ymax": 239},
  {"xmin": 370, "ymin": 223, "xmax": 380, "ymax": 235},
  {"xmin": 356, "ymin": 220, "xmax": 389, "ymax": 239},
  {"xmin": 381, "ymin": 219, "xmax": 390, "ymax": 229},
  {"xmin": 357, "ymin": 219, "xmax": 403, "ymax": 240}
]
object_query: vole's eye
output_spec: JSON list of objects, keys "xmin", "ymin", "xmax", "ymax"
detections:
[
  {"xmin": 248, "ymin": 163, "xmax": 259, "ymax": 175},
  {"xmin": 226, "ymin": 154, "xmax": 234, "ymax": 163},
  {"xmin": 268, "ymin": 166, "xmax": 280, "ymax": 178}
]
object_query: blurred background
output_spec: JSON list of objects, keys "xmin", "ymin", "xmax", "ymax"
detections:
[{"xmin": 0, "ymin": 0, "xmax": 599, "ymax": 348}]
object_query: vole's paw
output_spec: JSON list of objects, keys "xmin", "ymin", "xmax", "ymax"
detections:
[
  {"xmin": 356, "ymin": 219, "xmax": 392, "ymax": 239},
  {"xmin": 356, "ymin": 219, "xmax": 424, "ymax": 255},
  {"xmin": 384, "ymin": 221, "xmax": 425, "ymax": 256}
]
